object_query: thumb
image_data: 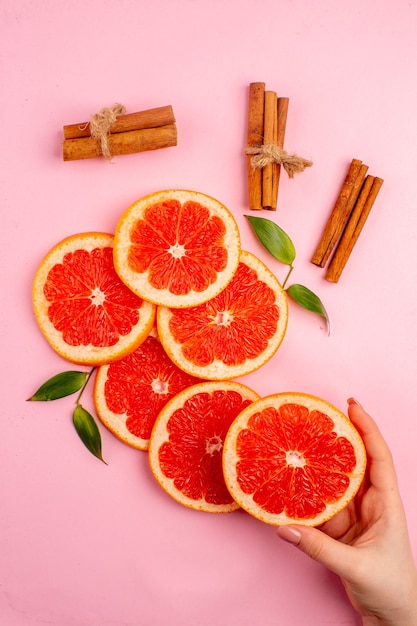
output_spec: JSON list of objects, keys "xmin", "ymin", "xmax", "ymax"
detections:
[{"xmin": 277, "ymin": 525, "xmax": 354, "ymax": 578}]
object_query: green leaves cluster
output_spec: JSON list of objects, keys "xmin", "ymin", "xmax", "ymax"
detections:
[
  {"xmin": 28, "ymin": 369, "xmax": 106, "ymax": 464},
  {"xmin": 246, "ymin": 215, "xmax": 329, "ymax": 332}
]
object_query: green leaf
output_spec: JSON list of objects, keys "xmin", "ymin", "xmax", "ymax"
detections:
[
  {"xmin": 286, "ymin": 284, "xmax": 330, "ymax": 333},
  {"xmin": 72, "ymin": 404, "xmax": 107, "ymax": 464},
  {"xmin": 245, "ymin": 215, "xmax": 296, "ymax": 265},
  {"xmin": 28, "ymin": 371, "xmax": 89, "ymax": 401}
]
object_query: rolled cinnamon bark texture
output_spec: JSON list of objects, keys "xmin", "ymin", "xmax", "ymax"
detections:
[
  {"xmin": 311, "ymin": 158, "xmax": 384, "ymax": 282},
  {"xmin": 325, "ymin": 176, "xmax": 384, "ymax": 283},
  {"xmin": 62, "ymin": 105, "xmax": 177, "ymax": 161},
  {"xmin": 245, "ymin": 82, "xmax": 311, "ymax": 211},
  {"xmin": 246, "ymin": 82, "xmax": 265, "ymax": 211}
]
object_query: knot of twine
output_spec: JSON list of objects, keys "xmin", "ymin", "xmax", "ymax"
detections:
[
  {"xmin": 245, "ymin": 143, "xmax": 313, "ymax": 178},
  {"xmin": 88, "ymin": 103, "xmax": 126, "ymax": 160}
]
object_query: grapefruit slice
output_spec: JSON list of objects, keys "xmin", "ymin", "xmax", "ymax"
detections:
[
  {"xmin": 223, "ymin": 393, "xmax": 366, "ymax": 527},
  {"xmin": 94, "ymin": 328, "xmax": 201, "ymax": 450},
  {"xmin": 32, "ymin": 232, "xmax": 155, "ymax": 365},
  {"xmin": 157, "ymin": 250, "xmax": 288, "ymax": 380},
  {"xmin": 148, "ymin": 381, "xmax": 260, "ymax": 513},
  {"xmin": 113, "ymin": 189, "xmax": 241, "ymax": 308}
]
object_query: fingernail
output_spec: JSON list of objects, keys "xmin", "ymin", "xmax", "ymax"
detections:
[
  {"xmin": 277, "ymin": 526, "xmax": 302, "ymax": 546},
  {"xmin": 347, "ymin": 397, "xmax": 363, "ymax": 408}
]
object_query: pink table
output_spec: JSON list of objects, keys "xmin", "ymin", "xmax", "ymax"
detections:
[{"xmin": 2, "ymin": 1, "xmax": 417, "ymax": 624}]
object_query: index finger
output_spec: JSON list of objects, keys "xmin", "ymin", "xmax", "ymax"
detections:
[{"xmin": 347, "ymin": 398, "xmax": 398, "ymax": 494}]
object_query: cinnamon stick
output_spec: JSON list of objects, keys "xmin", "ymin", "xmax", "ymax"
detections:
[
  {"xmin": 325, "ymin": 176, "xmax": 384, "ymax": 283},
  {"xmin": 311, "ymin": 159, "xmax": 368, "ymax": 267},
  {"xmin": 274, "ymin": 97, "xmax": 289, "ymax": 210},
  {"xmin": 262, "ymin": 91, "xmax": 278, "ymax": 210},
  {"xmin": 247, "ymin": 82, "xmax": 265, "ymax": 210},
  {"xmin": 63, "ymin": 105, "xmax": 175, "ymax": 139},
  {"xmin": 62, "ymin": 124, "xmax": 177, "ymax": 161}
]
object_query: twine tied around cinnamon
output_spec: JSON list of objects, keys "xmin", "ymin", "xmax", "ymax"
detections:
[
  {"xmin": 245, "ymin": 143, "xmax": 313, "ymax": 179},
  {"xmin": 84, "ymin": 103, "xmax": 127, "ymax": 160}
]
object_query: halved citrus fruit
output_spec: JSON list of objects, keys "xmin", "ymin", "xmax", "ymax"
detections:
[
  {"xmin": 156, "ymin": 250, "xmax": 288, "ymax": 380},
  {"xmin": 113, "ymin": 189, "xmax": 241, "ymax": 308},
  {"xmin": 148, "ymin": 381, "xmax": 260, "ymax": 513},
  {"xmin": 32, "ymin": 232, "xmax": 155, "ymax": 365},
  {"xmin": 94, "ymin": 328, "xmax": 201, "ymax": 450},
  {"xmin": 223, "ymin": 393, "xmax": 366, "ymax": 527}
]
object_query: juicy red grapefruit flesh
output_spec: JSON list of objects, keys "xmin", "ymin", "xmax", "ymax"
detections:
[
  {"xmin": 127, "ymin": 200, "xmax": 229, "ymax": 296},
  {"xmin": 235, "ymin": 403, "xmax": 357, "ymax": 519},
  {"xmin": 166, "ymin": 261, "xmax": 280, "ymax": 367},
  {"xmin": 158, "ymin": 390, "xmax": 253, "ymax": 505},
  {"xmin": 44, "ymin": 247, "xmax": 143, "ymax": 348},
  {"xmin": 103, "ymin": 336, "xmax": 199, "ymax": 440}
]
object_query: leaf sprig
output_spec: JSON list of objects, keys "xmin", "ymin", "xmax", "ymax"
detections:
[
  {"xmin": 27, "ymin": 369, "xmax": 106, "ymax": 464},
  {"xmin": 246, "ymin": 215, "xmax": 330, "ymax": 333}
]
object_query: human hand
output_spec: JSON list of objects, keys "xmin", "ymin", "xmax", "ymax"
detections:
[{"xmin": 277, "ymin": 398, "xmax": 417, "ymax": 626}]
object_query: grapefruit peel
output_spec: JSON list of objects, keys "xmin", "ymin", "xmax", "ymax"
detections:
[
  {"xmin": 222, "ymin": 392, "xmax": 366, "ymax": 527},
  {"xmin": 93, "ymin": 328, "xmax": 201, "ymax": 451},
  {"xmin": 32, "ymin": 232, "xmax": 156, "ymax": 365},
  {"xmin": 148, "ymin": 381, "xmax": 261, "ymax": 513},
  {"xmin": 156, "ymin": 250, "xmax": 288, "ymax": 380},
  {"xmin": 113, "ymin": 189, "xmax": 241, "ymax": 308}
]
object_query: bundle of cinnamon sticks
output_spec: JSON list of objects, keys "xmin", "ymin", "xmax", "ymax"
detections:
[
  {"xmin": 246, "ymin": 83, "xmax": 289, "ymax": 211},
  {"xmin": 62, "ymin": 105, "xmax": 177, "ymax": 161},
  {"xmin": 245, "ymin": 82, "xmax": 312, "ymax": 211},
  {"xmin": 311, "ymin": 158, "xmax": 383, "ymax": 283}
]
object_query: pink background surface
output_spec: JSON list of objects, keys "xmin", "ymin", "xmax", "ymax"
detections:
[{"xmin": 2, "ymin": 1, "xmax": 417, "ymax": 624}]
